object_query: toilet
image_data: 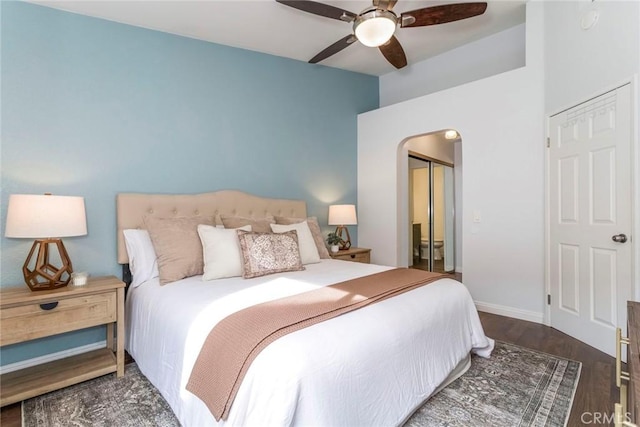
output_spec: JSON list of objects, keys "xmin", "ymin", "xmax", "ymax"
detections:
[{"xmin": 420, "ymin": 239, "xmax": 444, "ymax": 260}]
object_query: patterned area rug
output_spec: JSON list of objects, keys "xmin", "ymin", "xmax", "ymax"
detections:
[
  {"xmin": 22, "ymin": 364, "xmax": 178, "ymax": 427},
  {"xmin": 22, "ymin": 341, "xmax": 580, "ymax": 427},
  {"xmin": 405, "ymin": 341, "xmax": 581, "ymax": 426}
]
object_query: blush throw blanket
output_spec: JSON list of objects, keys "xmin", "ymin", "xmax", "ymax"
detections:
[{"xmin": 186, "ymin": 268, "xmax": 446, "ymax": 420}]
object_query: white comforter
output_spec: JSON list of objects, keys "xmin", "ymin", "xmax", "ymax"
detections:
[{"xmin": 126, "ymin": 260, "xmax": 493, "ymax": 427}]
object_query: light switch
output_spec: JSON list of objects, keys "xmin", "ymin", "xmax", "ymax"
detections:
[{"xmin": 473, "ymin": 210, "xmax": 482, "ymax": 223}]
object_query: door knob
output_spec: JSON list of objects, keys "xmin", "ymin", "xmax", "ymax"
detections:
[{"xmin": 612, "ymin": 234, "xmax": 628, "ymax": 243}]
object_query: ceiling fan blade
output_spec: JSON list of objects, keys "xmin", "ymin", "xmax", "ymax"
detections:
[
  {"xmin": 309, "ymin": 34, "xmax": 358, "ymax": 64},
  {"xmin": 276, "ymin": 0, "xmax": 357, "ymax": 22},
  {"xmin": 372, "ymin": 0, "xmax": 398, "ymax": 10},
  {"xmin": 379, "ymin": 35, "xmax": 407, "ymax": 69},
  {"xmin": 401, "ymin": 2, "xmax": 487, "ymax": 28}
]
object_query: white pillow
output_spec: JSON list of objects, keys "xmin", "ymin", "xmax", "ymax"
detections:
[
  {"xmin": 123, "ymin": 229, "xmax": 159, "ymax": 289},
  {"xmin": 198, "ymin": 224, "xmax": 252, "ymax": 281},
  {"xmin": 270, "ymin": 221, "xmax": 321, "ymax": 265}
]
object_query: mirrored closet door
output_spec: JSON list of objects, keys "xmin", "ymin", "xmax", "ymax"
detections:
[{"xmin": 408, "ymin": 155, "xmax": 455, "ymax": 273}]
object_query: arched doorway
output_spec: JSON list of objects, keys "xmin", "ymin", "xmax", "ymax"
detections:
[{"xmin": 397, "ymin": 129, "xmax": 461, "ymax": 273}]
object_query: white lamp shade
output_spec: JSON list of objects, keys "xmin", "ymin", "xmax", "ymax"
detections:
[
  {"xmin": 328, "ymin": 204, "xmax": 357, "ymax": 226},
  {"xmin": 5, "ymin": 194, "xmax": 87, "ymax": 238}
]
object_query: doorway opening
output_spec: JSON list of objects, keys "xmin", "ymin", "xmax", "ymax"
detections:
[{"xmin": 403, "ymin": 129, "xmax": 460, "ymax": 274}]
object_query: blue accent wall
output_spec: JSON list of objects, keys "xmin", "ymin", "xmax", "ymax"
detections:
[{"xmin": 0, "ymin": 1, "xmax": 378, "ymax": 365}]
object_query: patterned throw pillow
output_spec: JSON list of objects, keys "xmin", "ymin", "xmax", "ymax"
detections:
[
  {"xmin": 270, "ymin": 221, "xmax": 321, "ymax": 265},
  {"xmin": 237, "ymin": 230, "xmax": 305, "ymax": 279},
  {"xmin": 274, "ymin": 216, "xmax": 331, "ymax": 259}
]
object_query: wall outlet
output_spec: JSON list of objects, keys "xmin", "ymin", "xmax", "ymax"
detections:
[{"xmin": 473, "ymin": 210, "xmax": 482, "ymax": 223}]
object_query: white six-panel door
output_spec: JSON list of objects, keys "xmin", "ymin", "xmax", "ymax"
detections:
[{"xmin": 549, "ymin": 84, "xmax": 632, "ymax": 357}]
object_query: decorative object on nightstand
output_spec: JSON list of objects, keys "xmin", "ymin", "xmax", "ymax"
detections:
[
  {"xmin": 326, "ymin": 232, "xmax": 342, "ymax": 253},
  {"xmin": 5, "ymin": 194, "xmax": 87, "ymax": 291},
  {"xmin": 328, "ymin": 204, "xmax": 357, "ymax": 250},
  {"xmin": 71, "ymin": 271, "xmax": 89, "ymax": 286},
  {"xmin": 329, "ymin": 247, "xmax": 371, "ymax": 264}
]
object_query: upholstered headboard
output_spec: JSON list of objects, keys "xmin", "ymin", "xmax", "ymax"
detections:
[{"xmin": 116, "ymin": 190, "xmax": 307, "ymax": 264}]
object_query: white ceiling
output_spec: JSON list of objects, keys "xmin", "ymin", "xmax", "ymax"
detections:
[{"xmin": 29, "ymin": 0, "xmax": 527, "ymax": 76}]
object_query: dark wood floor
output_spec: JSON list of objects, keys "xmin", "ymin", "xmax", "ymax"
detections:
[
  {"xmin": 1, "ymin": 312, "xmax": 616, "ymax": 427},
  {"xmin": 411, "ymin": 258, "xmax": 450, "ymax": 274}
]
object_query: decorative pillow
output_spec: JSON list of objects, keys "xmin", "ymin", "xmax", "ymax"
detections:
[
  {"xmin": 123, "ymin": 229, "xmax": 159, "ymax": 288},
  {"xmin": 237, "ymin": 230, "xmax": 305, "ymax": 279},
  {"xmin": 144, "ymin": 216, "xmax": 214, "ymax": 285},
  {"xmin": 270, "ymin": 221, "xmax": 321, "ymax": 265},
  {"xmin": 220, "ymin": 214, "xmax": 275, "ymax": 233},
  {"xmin": 274, "ymin": 216, "xmax": 330, "ymax": 259},
  {"xmin": 198, "ymin": 224, "xmax": 251, "ymax": 281}
]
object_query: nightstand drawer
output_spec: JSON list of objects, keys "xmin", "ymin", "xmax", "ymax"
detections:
[
  {"xmin": 0, "ymin": 292, "xmax": 117, "ymax": 346},
  {"xmin": 340, "ymin": 252, "xmax": 370, "ymax": 263},
  {"xmin": 330, "ymin": 247, "xmax": 371, "ymax": 264}
]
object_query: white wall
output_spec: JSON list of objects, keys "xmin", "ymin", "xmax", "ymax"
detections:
[
  {"xmin": 358, "ymin": 2, "xmax": 546, "ymax": 322},
  {"xmin": 379, "ymin": 23, "xmax": 526, "ymax": 107},
  {"xmin": 543, "ymin": 0, "xmax": 640, "ymax": 302},
  {"xmin": 544, "ymin": 1, "xmax": 639, "ymax": 114}
]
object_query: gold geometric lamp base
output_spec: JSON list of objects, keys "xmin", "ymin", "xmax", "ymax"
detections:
[
  {"xmin": 23, "ymin": 238, "xmax": 73, "ymax": 291},
  {"xmin": 335, "ymin": 225, "xmax": 352, "ymax": 251}
]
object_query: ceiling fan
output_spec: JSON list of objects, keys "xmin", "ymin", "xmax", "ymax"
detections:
[{"xmin": 276, "ymin": 0, "xmax": 488, "ymax": 69}]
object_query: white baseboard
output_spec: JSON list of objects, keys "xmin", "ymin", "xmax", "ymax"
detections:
[
  {"xmin": 475, "ymin": 300, "xmax": 544, "ymax": 324},
  {"xmin": 0, "ymin": 340, "xmax": 107, "ymax": 375}
]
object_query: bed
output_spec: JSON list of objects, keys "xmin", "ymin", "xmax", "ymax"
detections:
[{"xmin": 118, "ymin": 191, "xmax": 494, "ymax": 426}]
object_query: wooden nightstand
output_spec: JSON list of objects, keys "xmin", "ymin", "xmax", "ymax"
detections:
[
  {"xmin": 330, "ymin": 247, "xmax": 371, "ymax": 264},
  {"xmin": 0, "ymin": 276, "xmax": 125, "ymax": 406}
]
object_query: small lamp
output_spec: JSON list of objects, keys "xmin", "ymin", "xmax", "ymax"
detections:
[
  {"xmin": 5, "ymin": 194, "xmax": 87, "ymax": 291},
  {"xmin": 328, "ymin": 204, "xmax": 357, "ymax": 250}
]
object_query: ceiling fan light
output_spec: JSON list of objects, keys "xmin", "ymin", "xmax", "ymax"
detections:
[{"xmin": 354, "ymin": 9, "xmax": 397, "ymax": 48}]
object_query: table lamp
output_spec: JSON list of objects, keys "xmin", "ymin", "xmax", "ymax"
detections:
[
  {"xmin": 5, "ymin": 194, "xmax": 87, "ymax": 291},
  {"xmin": 328, "ymin": 204, "xmax": 357, "ymax": 250}
]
